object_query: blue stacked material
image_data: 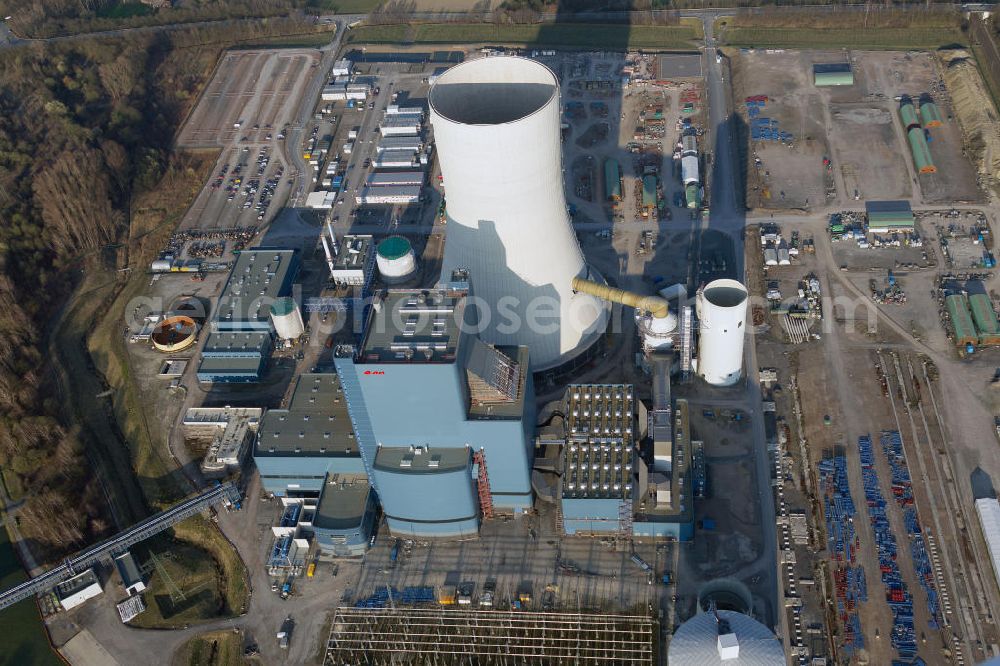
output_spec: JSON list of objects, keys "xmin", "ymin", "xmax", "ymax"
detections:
[
  {"xmin": 355, "ymin": 586, "xmax": 437, "ymax": 608},
  {"xmin": 858, "ymin": 435, "xmax": 920, "ymax": 659},
  {"xmin": 879, "ymin": 431, "xmax": 942, "ymax": 629},
  {"xmin": 819, "ymin": 454, "xmax": 866, "ymax": 655}
]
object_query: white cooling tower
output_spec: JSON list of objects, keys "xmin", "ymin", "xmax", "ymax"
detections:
[
  {"xmin": 696, "ymin": 279, "xmax": 748, "ymax": 386},
  {"xmin": 429, "ymin": 56, "xmax": 607, "ymax": 370}
]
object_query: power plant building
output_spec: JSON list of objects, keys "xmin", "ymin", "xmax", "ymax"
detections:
[
  {"xmin": 197, "ymin": 331, "xmax": 273, "ymax": 383},
  {"xmin": 253, "ymin": 373, "xmax": 376, "ymax": 556},
  {"xmin": 329, "ymin": 234, "xmax": 375, "ymax": 288},
  {"xmin": 334, "ymin": 275, "xmax": 536, "ymax": 539},
  {"xmin": 430, "ymin": 56, "xmax": 607, "ymax": 371}
]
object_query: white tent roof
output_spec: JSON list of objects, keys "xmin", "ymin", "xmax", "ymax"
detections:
[{"xmin": 976, "ymin": 498, "xmax": 1000, "ymax": 595}]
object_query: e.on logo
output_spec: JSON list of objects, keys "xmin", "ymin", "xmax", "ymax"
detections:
[{"xmin": 363, "ymin": 370, "xmax": 385, "ymax": 376}]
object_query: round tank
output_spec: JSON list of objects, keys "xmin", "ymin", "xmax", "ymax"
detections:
[
  {"xmin": 376, "ymin": 236, "xmax": 417, "ymax": 283},
  {"xmin": 270, "ymin": 297, "xmax": 304, "ymax": 340},
  {"xmin": 668, "ymin": 610, "xmax": 785, "ymax": 665},
  {"xmin": 151, "ymin": 315, "xmax": 198, "ymax": 353},
  {"xmin": 429, "ymin": 56, "xmax": 607, "ymax": 370},
  {"xmin": 640, "ymin": 311, "xmax": 677, "ymax": 351},
  {"xmin": 696, "ymin": 279, "xmax": 748, "ymax": 387}
]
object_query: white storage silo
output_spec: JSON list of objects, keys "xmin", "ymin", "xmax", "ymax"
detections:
[
  {"xmin": 376, "ymin": 236, "xmax": 418, "ymax": 283},
  {"xmin": 429, "ymin": 56, "xmax": 606, "ymax": 370},
  {"xmin": 270, "ymin": 297, "xmax": 304, "ymax": 340},
  {"xmin": 696, "ymin": 279, "xmax": 748, "ymax": 387}
]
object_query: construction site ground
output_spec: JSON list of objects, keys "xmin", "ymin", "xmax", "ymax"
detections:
[
  {"xmin": 746, "ymin": 210, "xmax": 1000, "ymax": 664},
  {"xmin": 731, "ymin": 49, "xmax": 983, "ymax": 212}
]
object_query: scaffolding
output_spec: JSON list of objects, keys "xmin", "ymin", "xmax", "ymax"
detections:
[
  {"xmin": 474, "ymin": 449, "xmax": 494, "ymax": 520},
  {"xmin": 325, "ymin": 607, "xmax": 656, "ymax": 664},
  {"xmin": 680, "ymin": 305, "xmax": 693, "ymax": 381}
]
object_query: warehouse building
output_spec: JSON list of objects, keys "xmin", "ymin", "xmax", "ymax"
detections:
[
  {"xmin": 561, "ymin": 384, "xmax": 636, "ymax": 536},
  {"xmin": 379, "ymin": 115, "xmax": 422, "ymax": 137},
  {"xmin": 376, "ymin": 149, "xmax": 420, "ymax": 169},
  {"xmin": 358, "ymin": 185, "xmax": 422, "ymax": 205},
  {"xmin": 377, "ymin": 136, "xmax": 423, "ymax": 154},
  {"xmin": 969, "ymin": 293, "xmax": 1000, "ymax": 345},
  {"xmin": 198, "ymin": 248, "xmax": 299, "ymax": 382},
  {"xmin": 114, "ymin": 552, "xmax": 146, "ymax": 596},
  {"xmin": 212, "ymin": 249, "xmax": 300, "ymax": 332},
  {"xmin": 197, "ymin": 331, "xmax": 273, "ymax": 383},
  {"xmin": 866, "ymin": 200, "xmax": 915, "ymax": 233},
  {"xmin": 946, "ymin": 294, "xmax": 979, "ymax": 347},
  {"xmin": 334, "ymin": 273, "xmax": 536, "ymax": 539},
  {"xmin": 366, "ymin": 171, "xmax": 425, "ymax": 188},
  {"xmin": 813, "ymin": 62, "xmax": 854, "ymax": 87}
]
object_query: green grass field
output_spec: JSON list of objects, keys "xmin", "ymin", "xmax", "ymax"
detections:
[
  {"xmin": 0, "ymin": 527, "xmax": 62, "ymax": 666},
  {"xmin": 720, "ymin": 26, "xmax": 967, "ymax": 50},
  {"xmin": 348, "ymin": 22, "xmax": 699, "ymax": 50}
]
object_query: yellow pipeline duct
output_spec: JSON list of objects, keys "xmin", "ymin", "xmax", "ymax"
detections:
[{"xmin": 572, "ymin": 277, "xmax": 670, "ymax": 319}]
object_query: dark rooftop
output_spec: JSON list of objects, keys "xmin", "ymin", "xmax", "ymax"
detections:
[
  {"xmin": 255, "ymin": 373, "xmax": 359, "ymax": 457},
  {"xmin": 314, "ymin": 474, "xmax": 371, "ymax": 529},
  {"xmin": 373, "ymin": 445, "xmax": 470, "ymax": 473},
  {"xmin": 358, "ymin": 285, "xmax": 472, "ymax": 364}
]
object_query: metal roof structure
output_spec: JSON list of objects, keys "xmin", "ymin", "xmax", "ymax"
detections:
[
  {"xmin": 976, "ymin": 498, "xmax": 1000, "ymax": 599},
  {"xmin": 668, "ymin": 610, "xmax": 785, "ymax": 665},
  {"xmin": 214, "ymin": 249, "xmax": 298, "ymax": 329},
  {"xmin": 255, "ymin": 373, "xmax": 358, "ymax": 456},
  {"xmin": 813, "ymin": 62, "xmax": 854, "ymax": 86},
  {"xmin": 326, "ymin": 607, "xmax": 655, "ymax": 664},
  {"xmin": 946, "ymin": 294, "xmax": 978, "ymax": 346},
  {"xmin": 968, "ymin": 293, "xmax": 1000, "ymax": 340},
  {"xmin": 332, "ymin": 235, "xmax": 374, "ymax": 272},
  {"xmin": 866, "ymin": 200, "xmax": 915, "ymax": 230},
  {"xmin": 604, "ymin": 159, "xmax": 622, "ymax": 200}
]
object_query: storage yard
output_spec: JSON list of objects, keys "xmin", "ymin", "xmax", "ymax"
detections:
[{"xmin": 732, "ymin": 49, "xmax": 984, "ymax": 211}]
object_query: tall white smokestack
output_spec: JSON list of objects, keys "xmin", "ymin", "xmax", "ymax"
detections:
[{"xmin": 429, "ymin": 56, "xmax": 606, "ymax": 370}]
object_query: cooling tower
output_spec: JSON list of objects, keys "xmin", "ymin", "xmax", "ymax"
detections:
[
  {"xmin": 696, "ymin": 279, "xmax": 748, "ymax": 386},
  {"xmin": 429, "ymin": 56, "xmax": 606, "ymax": 370}
]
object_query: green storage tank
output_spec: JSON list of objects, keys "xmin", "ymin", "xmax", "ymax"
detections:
[
  {"xmin": 906, "ymin": 127, "xmax": 936, "ymax": 174},
  {"xmin": 920, "ymin": 102, "xmax": 943, "ymax": 128},
  {"xmin": 899, "ymin": 102, "xmax": 920, "ymax": 130}
]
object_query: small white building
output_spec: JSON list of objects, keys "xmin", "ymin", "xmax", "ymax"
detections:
[
  {"xmin": 56, "ymin": 569, "xmax": 103, "ymax": 610},
  {"xmin": 321, "ymin": 84, "xmax": 347, "ymax": 101},
  {"xmin": 305, "ymin": 191, "xmax": 336, "ymax": 209},
  {"xmin": 331, "ymin": 235, "xmax": 375, "ymax": 286},
  {"xmin": 331, "ymin": 58, "xmax": 352, "ymax": 77},
  {"xmin": 346, "ymin": 84, "xmax": 369, "ymax": 101}
]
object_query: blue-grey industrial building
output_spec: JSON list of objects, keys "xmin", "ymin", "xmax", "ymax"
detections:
[
  {"xmin": 254, "ymin": 373, "xmax": 376, "ymax": 556},
  {"xmin": 559, "ymin": 382, "xmax": 694, "ymax": 542},
  {"xmin": 335, "ymin": 274, "xmax": 536, "ymax": 539},
  {"xmin": 198, "ymin": 248, "xmax": 299, "ymax": 383}
]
